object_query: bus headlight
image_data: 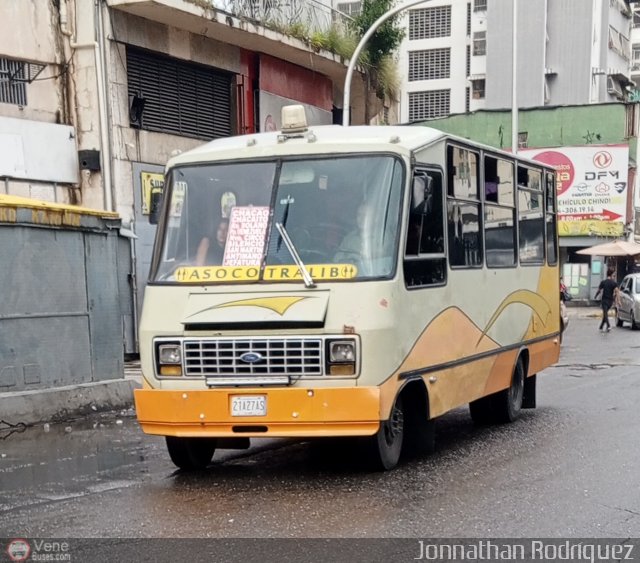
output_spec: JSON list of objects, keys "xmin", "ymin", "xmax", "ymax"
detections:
[
  {"xmin": 327, "ymin": 340, "xmax": 356, "ymax": 375},
  {"xmin": 329, "ymin": 341, "xmax": 355, "ymax": 362},
  {"xmin": 157, "ymin": 342, "xmax": 183, "ymax": 376}
]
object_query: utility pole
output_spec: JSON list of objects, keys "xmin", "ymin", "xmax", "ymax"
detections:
[{"xmin": 511, "ymin": 0, "xmax": 518, "ymax": 154}]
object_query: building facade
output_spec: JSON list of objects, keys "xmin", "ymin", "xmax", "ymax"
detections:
[
  {"xmin": 398, "ymin": 0, "xmax": 636, "ymax": 124},
  {"xmin": 0, "ymin": 0, "xmax": 376, "ymax": 351},
  {"xmin": 424, "ymin": 102, "xmax": 640, "ymax": 300}
]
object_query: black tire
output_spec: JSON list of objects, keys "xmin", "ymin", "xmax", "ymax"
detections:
[
  {"xmin": 616, "ymin": 313, "xmax": 624, "ymax": 327},
  {"xmin": 469, "ymin": 358, "xmax": 525, "ymax": 425},
  {"xmin": 364, "ymin": 396, "xmax": 404, "ymax": 471},
  {"xmin": 165, "ymin": 437, "xmax": 216, "ymax": 470},
  {"xmin": 632, "ymin": 311, "xmax": 639, "ymax": 330},
  {"xmin": 403, "ymin": 407, "xmax": 435, "ymax": 457},
  {"xmin": 493, "ymin": 358, "xmax": 525, "ymax": 423}
]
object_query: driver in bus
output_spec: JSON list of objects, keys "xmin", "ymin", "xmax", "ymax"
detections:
[
  {"xmin": 334, "ymin": 202, "xmax": 394, "ymax": 275},
  {"xmin": 195, "ymin": 218, "xmax": 229, "ymax": 266},
  {"xmin": 334, "ymin": 202, "xmax": 367, "ymax": 264}
]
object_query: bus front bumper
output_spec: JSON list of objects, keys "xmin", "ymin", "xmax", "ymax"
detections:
[{"xmin": 134, "ymin": 386, "xmax": 381, "ymax": 438}]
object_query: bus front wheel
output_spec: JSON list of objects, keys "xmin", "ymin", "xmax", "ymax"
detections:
[
  {"xmin": 469, "ymin": 357, "xmax": 525, "ymax": 425},
  {"xmin": 165, "ymin": 436, "xmax": 217, "ymax": 470},
  {"xmin": 364, "ymin": 396, "xmax": 404, "ymax": 471}
]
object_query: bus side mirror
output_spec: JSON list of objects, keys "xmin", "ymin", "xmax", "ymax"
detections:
[
  {"xmin": 411, "ymin": 173, "xmax": 433, "ymax": 215},
  {"xmin": 149, "ymin": 188, "xmax": 163, "ymax": 225}
]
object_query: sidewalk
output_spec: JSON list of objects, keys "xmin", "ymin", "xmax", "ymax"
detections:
[
  {"xmin": 565, "ymin": 304, "xmax": 601, "ymax": 318},
  {"xmin": 0, "ymin": 361, "xmax": 143, "ymax": 428}
]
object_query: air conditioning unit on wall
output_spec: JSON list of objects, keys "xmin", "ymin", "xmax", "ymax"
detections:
[{"xmin": 607, "ymin": 76, "xmax": 624, "ymax": 99}]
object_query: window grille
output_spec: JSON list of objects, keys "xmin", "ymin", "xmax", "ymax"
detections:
[
  {"xmin": 518, "ymin": 132, "xmax": 528, "ymax": 149},
  {"xmin": 471, "ymin": 79, "xmax": 485, "ymax": 99},
  {"xmin": 609, "ymin": 26, "xmax": 630, "ymax": 60},
  {"xmin": 126, "ymin": 47, "xmax": 233, "ymax": 140},
  {"xmin": 0, "ymin": 58, "xmax": 28, "ymax": 106},
  {"xmin": 473, "ymin": 31, "xmax": 486, "ymax": 56},
  {"xmin": 408, "ymin": 49, "xmax": 450, "ymax": 81},
  {"xmin": 337, "ymin": 1, "xmax": 360, "ymax": 16},
  {"xmin": 632, "ymin": 44, "xmax": 640, "ymax": 69},
  {"xmin": 408, "ymin": 90, "xmax": 450, "ymax": 122},
  {"xmin": 466, "ymin": 2, "xmax": 471, "ymax": 36},
  {"xmin": 409, "ymin": 6, "xmax": 451, "ymax": 40},
  {"xmin": 466, "ymin": 45, "xmax": 470, "ymax": 77},
  {"xmin": 474, "ymin": 0, "xmax": 487, "ymax": 11}
]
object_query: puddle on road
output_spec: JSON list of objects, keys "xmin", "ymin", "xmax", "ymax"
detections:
[{"xmin": 0, "ymin": 412, "xmax": 165, "ymax": 511}]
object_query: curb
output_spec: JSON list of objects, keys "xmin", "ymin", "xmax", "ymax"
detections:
[{"xmin": 0, "ymin": 378, "xmax": 141, "ymax": 427}]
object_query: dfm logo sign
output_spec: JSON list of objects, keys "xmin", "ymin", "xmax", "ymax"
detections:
[{"xmin": 593, "ymin": 151, "xmax": 612, "ymax": 169}]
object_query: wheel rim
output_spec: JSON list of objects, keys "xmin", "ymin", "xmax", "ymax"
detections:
[{"xmin": 383, "ymin": 404, "xmax": 404, "ymax": 447}]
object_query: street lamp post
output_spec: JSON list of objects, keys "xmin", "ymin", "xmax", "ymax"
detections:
[
  {"xmin": 511, "ymin": 0, "xmax": 518, "ymax": 154},
  {"xmin": 342, "ymin": 0, "xmax": 433, "ymax": 126}
]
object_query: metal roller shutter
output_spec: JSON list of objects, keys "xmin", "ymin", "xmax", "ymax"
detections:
[{"xmin": 126, "ymin": 47, "xmax": 232, "ymax": 140}]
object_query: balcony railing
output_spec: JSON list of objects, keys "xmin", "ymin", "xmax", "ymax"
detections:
[{"xmin": 194, "ymin": 0, "xmax": 354, "ymax": 36}]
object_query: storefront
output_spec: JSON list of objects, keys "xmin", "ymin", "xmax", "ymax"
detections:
[{"xmin": 521, "ymin": 144, "xmax": 631, "ymax": 301}]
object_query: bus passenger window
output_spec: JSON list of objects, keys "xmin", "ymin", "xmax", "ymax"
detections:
[
  {"xmin": 545, "ymin": 171, "xmax": 558, "ymax": 265},
  {"xmin": 484, "ymin": 155, "xmax": 516, "ymax": 268},
  {"xmin": 404, "ymin": 170, "xmax": 446, "ymax": 287},
  {"xmin": 447, "ymin": 201, "xmax": 482, "ymax": 267},
  {"xmin": 447, "ymin": 144, "xmax": 482, "ymax": 268},
  {"xmin": 518, "ymin": 165, "xmax": 544, "ymax": 264}
]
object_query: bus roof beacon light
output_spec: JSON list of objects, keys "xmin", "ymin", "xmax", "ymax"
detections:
[{"xmin": 281, "ymin": 105, "xmax": 308, "ymax": 134}]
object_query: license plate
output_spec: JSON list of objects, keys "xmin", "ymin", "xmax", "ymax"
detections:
[{"xmin": 230, "ymin": 395, "xmax": 267, "ymax": 417}]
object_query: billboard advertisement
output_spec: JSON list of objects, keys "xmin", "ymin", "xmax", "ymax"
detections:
[{"xmin": 521, "ymin": 145, "xmax": 629, "ymax": 237}]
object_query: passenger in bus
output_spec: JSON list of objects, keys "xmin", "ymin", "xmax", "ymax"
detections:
[{"xmin": 195, "ymin": 218, "xmax": 229, "ymax": 266}]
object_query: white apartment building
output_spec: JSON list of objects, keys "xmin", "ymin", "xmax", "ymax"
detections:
[
  {"xmin": 397, "ymin": 0, "xmax": 636, "ymax": 124},
  {"xmin": 630, "ymin": 3, "xmax": 640, "ymax": 96}
]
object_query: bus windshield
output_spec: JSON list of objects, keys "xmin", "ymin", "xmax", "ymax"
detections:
[{"xmin": 152, "ymin": 155, "xmax": 404, "ymax": 283}]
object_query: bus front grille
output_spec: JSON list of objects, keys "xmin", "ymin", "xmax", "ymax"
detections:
[{"xmin": 183, "ymin": 338, "xmax": 323, "ymax": 377}]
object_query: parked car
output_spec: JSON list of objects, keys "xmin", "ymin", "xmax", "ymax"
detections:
[{"xmin": 616, "ymin": 273, "xmax": 640, "ymax": 329}]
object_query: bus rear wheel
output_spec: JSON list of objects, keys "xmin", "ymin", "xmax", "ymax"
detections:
[
  {"xmin": 165, "ymin": 437, "xmax": 217, "ymax": 470},
  {"xmin": 469, "ymin": 358, "xmax": 525, "ymax": 424},
  {"xmin": 364, "ymin": 396, "xmax": 404, "ymax": 471}
]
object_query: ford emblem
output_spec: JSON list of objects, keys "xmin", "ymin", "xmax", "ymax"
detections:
[{"xmin": 239, "ymin": 352, "xmax": 263, "ymax": 364}]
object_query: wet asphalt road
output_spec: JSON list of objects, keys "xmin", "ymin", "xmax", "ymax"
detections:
[{"xmin": 1, "ymin": 317, "xmax": 640, "ymax": 540}]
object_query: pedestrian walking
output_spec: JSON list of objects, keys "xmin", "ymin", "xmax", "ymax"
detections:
[{"xmin": 594, "ymin": 268, "xmax": 620, "ymax": 333}]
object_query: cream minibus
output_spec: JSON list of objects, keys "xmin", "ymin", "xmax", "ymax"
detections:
[{"xmin": 134, "ymin": 106, "xmax": 560, "ymax": 471}]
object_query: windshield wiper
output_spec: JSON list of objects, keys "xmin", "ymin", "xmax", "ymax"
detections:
[{"xmin": 275, "ymin": 222, "xmax": 316, "ymax": 288}]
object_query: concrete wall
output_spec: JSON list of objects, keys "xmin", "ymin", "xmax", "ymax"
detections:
[
  {"xmin": 107, "ymin": 10, "xmax": 236, "ymax": 223},
  {"xmin": 546, "ymin": 0, "xmax": 593, "ymax": 106},
  {"xmin": 486, "ymin": 0, "xmax": 547, "ymax": 109},
  {"xmin": 421, "ymin": 102, "xmax": 630, "ymax": 151}
]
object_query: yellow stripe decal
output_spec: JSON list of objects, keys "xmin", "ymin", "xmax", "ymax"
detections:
[
  {"xmin": 478, "ymin": 289, "xmax": 552, "ymax": 344},
  {"xmin": 214, "ymin": 296, "xmax": 309, "ymax": 315}
]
